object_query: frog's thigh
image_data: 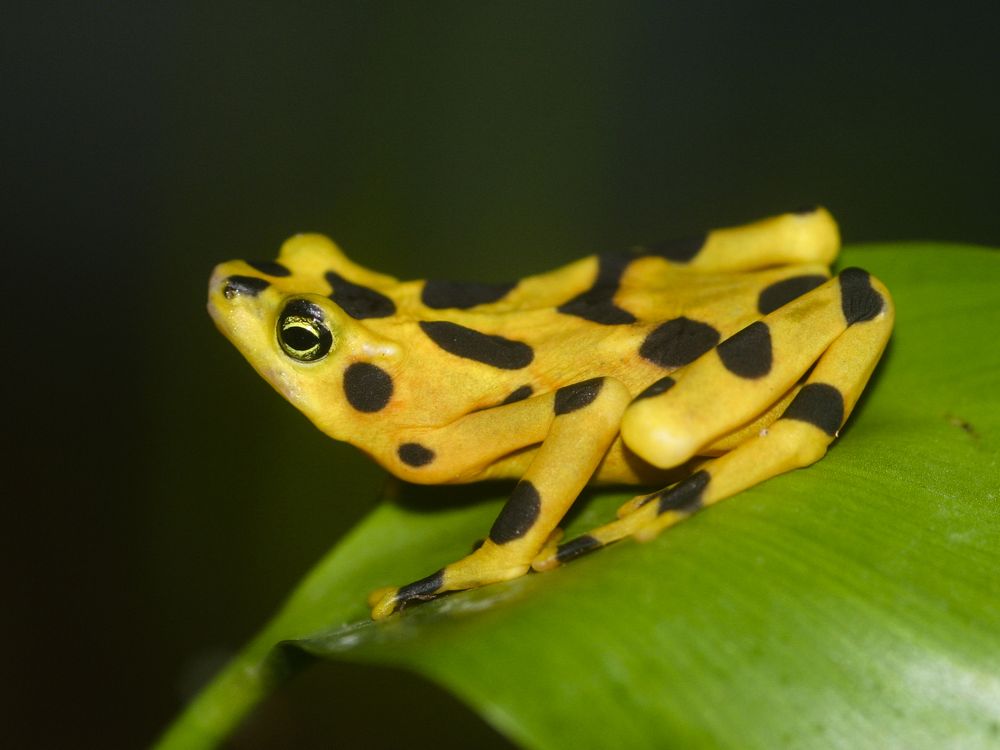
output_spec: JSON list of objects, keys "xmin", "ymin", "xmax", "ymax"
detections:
[
  {"xmin": 534, "ymin": 270, "xmax": 894, "ymax": 568},
  {"xmin": 623, "ymin": 268, "xmax": 891, "ymax": 470},
  {"xmin": 369, "ymin": 377, "xmax": 631, "ymax": 620}
]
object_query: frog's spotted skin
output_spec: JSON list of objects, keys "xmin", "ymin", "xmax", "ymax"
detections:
[{"xmin": 207, "ymin": 208, "xmax": 894, "ymax": 620}]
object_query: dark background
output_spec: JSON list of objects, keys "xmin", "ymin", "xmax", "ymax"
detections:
[{"xmin": 5, "ymin": 3, "xmax": 998, "ymax": 748}]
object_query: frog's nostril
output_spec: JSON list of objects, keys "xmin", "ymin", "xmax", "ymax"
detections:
[{"xmin": 223, "ymin": 275, "xmax": 271, "ymax": 299}]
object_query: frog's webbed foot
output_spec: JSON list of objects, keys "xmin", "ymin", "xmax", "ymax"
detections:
[{"xmin": 535, "ymin": 268, "xmax": 894, "ymax": 571}]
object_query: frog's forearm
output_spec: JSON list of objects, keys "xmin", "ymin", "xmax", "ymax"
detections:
[{"xmin": 369, "ymin": 377, "xmax": 631, "ymax": 619}]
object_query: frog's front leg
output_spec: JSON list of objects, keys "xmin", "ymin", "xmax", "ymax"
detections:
[{"xmin": 369, "ymin": 377, "xmax": 632, "ymax": 620}]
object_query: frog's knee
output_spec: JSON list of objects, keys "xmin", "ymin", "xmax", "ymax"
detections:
[{"xmin": 620, "ymin": 402, "xmax": 699, "ymax": 469}]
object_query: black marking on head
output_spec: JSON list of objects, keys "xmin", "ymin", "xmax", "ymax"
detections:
[
  {"xmin": 643, "ymin": 234, "xmax": 707, "ymax": 263},
  {"xmin": 396, "ymin": 569, "xmax": 445, "ymax": 605},
  {"xmin": 635, "ymin": 376, "xmax": 676, "ymax": 401},
  {"xmin": 839, "ymin": 267, "xmax": 884, "ymax": 325},
  {"xmin": 342, "ymin": 362, "xmax": 394, "ymax": 413},
  {"xmin": 398, "ymin": 442, "xmax": 435, "ymax": 467},
  {"xmin": 639, "ymin": 317, "xmax": 721, "ymax": 369},
  {"xmin": 325, "ymin": 271, "xmax": 396, "ymax": 319},
  {"xmin": 501, "ymin": 385, "xmax": 534, "ymax": 405},
  {"xmin": 419, "ymin": 320, "xmax": 534, "ymax": 369},
  {"xmin": 554, "ymin": 378, "xmax": 604, "ymax": 416},
  {"xmin": 555, "ymin": 535, "xmax": 602, "ymax": 564},
  {"xmin": 489, "ymin": 480, "xmax": 542, "ymax": 544},
  {"xmin": 422, "ymin": 279, "xmax": 517, "ymax": 309},
  {"xmin": 223, "ymin": 275, "xmax": 270, "ymax": 299},
  {"xmin": 557, "ymin": 252, "xmax": 637, "ymax": 325},
  {"xmin": 757, "ymin": 274, "xmax": 828, "ymax": 315},
  {"xmin": 781, "ymin": 382, "xmax": 844, "ymax": 436},
  {"xmin": 717, "ymin": 321, "xmax": 773, "ymax": 379},
  {"xmin": 657, "ymin": 470, "xmax": 710, "ymax": 516},
  {"xmin": 246, "ymin": 260, "xmax": 292, "ymax": 277}
]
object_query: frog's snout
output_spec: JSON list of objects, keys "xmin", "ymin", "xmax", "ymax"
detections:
[
  {"xmin": 208, "ymin": 262, "xmax": 272, "ymax": 314},
  {"xmin": 207, "ymin": 263, "xmax": 271, "ymax": 333}
]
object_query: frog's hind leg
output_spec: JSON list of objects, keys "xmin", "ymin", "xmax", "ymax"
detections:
[
  {"xmin": 658, "ymin": 206, "xmax": 841, "ymax": 272},
  {"xmin": 534, "ymin": 268, "xmax": 894, "ymax": 570}
]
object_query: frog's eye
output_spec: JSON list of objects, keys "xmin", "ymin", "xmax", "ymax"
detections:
[{"xmin": 277, "ymin": 299, "xmax": 333, "ymax": 362}]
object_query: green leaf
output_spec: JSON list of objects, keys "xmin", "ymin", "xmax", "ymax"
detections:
[{"xmin": 157, "ymin": 244, "xmax": 1000, "ymax": 749}]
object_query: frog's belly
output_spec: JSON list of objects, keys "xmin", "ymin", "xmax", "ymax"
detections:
[{"xmin": 471, "ymin": 436, "xmax": 681, "ymax": 487}]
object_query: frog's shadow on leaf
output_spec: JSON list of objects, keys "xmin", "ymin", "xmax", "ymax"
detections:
[
  {"xmin": 390, "ymin": 479, "xmax": 517, "ymax": 513},
  {"xmin": 390, "ymin": 481, "xmax": 627, "ymax": 544},
  {"xmin": 391, "ymin": 477, "xmax": 670, "ymax": 536}
]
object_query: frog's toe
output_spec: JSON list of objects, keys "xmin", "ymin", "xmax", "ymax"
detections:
[
  {"xmin": 530, "ymin": 529, "xmax": 565, "ymax": 571},
  {"xmin": 366, "ymin": 585, "xmax": 396, "ymax": 609},
  {"xmin": 370, "ymin": 590, "xmax": 401, "ymax": 620},
  {"xmin": 533, "ymin": 532, "xmax": 608, "ymax": 570},
  {"xmin": 616, "ymin": 490, "xmax": 660, "ymax": 518},
  {"xmin": 369, "ymin": 568, "xmax": 446, "ymax": 620}
]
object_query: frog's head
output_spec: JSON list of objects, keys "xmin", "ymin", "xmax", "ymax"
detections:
[{"xmin": 208, "ymin": 233, "xmax": 400, "ymax": 439}]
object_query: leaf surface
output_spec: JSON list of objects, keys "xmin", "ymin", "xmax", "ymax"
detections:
[{"xmin": 159, "ymin": 244, "xmax": 1000, "ymax": 750}]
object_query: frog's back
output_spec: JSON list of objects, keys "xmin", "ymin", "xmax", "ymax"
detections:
[{"xmin": 209, "ymin": 208, "xmax": 840, "ymax": 429}]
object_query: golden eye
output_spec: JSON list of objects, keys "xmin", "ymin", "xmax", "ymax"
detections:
[{"xmin": 277, "ymin": 300, "xmax": 332, "ymax": 362}]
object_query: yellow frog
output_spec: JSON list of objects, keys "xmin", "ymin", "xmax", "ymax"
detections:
[{"xmin": 208, "ymin": 208, "xmax": 893, "ymax": 620}]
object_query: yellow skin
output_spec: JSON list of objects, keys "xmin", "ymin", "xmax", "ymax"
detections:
[{"xmin": 208, "ymin": 208, "xmax": 894, "ymax": 620}]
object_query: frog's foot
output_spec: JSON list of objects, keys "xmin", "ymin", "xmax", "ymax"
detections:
[
  {"xmin": 532, "ymin": 418, "xmax": 843, "ymax": 570},
  {"xmin": 530, "ymin": 482, "xmax": 695, "ymax": 570},
  {"xmin": 534, "ymin": 289, "xmax": 895, "ymax": 570},
  {"xmin": 530, "ymin": 482, "xmax": 686, "ymax": 570},
  {"xmin": 370, "ymin": 540, "xmax": 536, "ymax": 620},
  {"xmin": 368, "ymin": 570, "xmax": 448, "ymax": 620},
  {"xmin": 530, "ymin": 493, "xmax": 654, "ymax": 571}
]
